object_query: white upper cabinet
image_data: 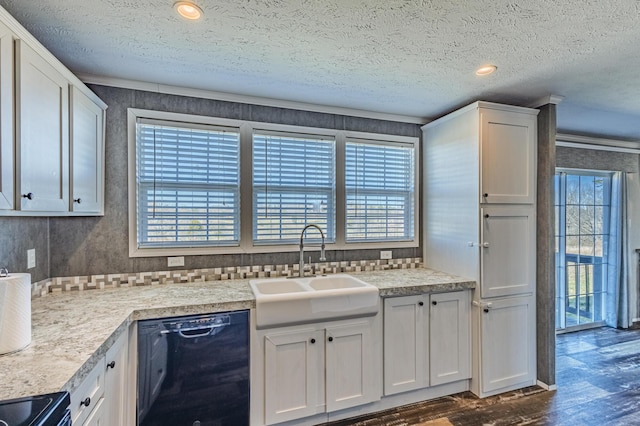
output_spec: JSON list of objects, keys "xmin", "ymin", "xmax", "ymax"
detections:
[
  {"xmin": 70, "ymin": 86, "xmax": 104, "ymax": 214},
  {"xmin": 0, "ymin": 21, "xmax": 13, "ymax": 210},
  {"xmin": 480, "ymin": 108, "xmax": 536, "ymax": 204},
  {"xmin": 423, "ymin": 101, "xmax": 538, "ymax": 295},
  {"xmin": 0, "ymin": 6, "xmax": 106, "ymax": 216},
  {"xmin": 480, "ymin": 205, "xmax": 536, "ymax": 298},
  {"xmin": 15, "ymin": 40, "xmax": 69, "ymax": 212}
]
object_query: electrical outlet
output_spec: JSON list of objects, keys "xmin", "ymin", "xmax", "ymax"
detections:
[
  {"xmin": 167, "ymin": 256, "xmax": 185, "ymax": 267},
  {"xmin": 27, "ymin": 249, "xmax": 36, "ymax": 269},
  {"xmin": 380, "ymin": 250, "xmax": 392, "ymax": 260}
]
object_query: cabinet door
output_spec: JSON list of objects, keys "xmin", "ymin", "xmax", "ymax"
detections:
[
  {"xmin": 429, "ymin": 291, "xmax": 471, "ymax": 386},
  {"xmin": 70, "ymin": 86, "xmax": 104, "ymax": 213},
  {"xmin": 480, "ymin": 295, "xmax": 535, "ymax": 395},
  {"xmin": 0, "ymin": 22, "xmax": 13, "ymax": 210},
  {"xmin": 264, "ymin": 328, "xmax": 323, "ymax": 425},
  {"xmin": 325, "ymin": 321, "xmax": 378, "ymax": 411},
  {"xmin": 383, "ymin": 295, "xmax": 428, "ymax": 395},
  {"xmin": 480, "ymin": 205, "xmax": 535, "ymax": 298},
  {"xmin": 480, "ymin": 108, "xmax": 536, "ymax": 204},
  {"xmin": 15, "ymin": 40, "xmax": 69, "ymax": 211},
  {"xmin": 103, "ymin": 331, "xmax": 128, "ymax": 426}
]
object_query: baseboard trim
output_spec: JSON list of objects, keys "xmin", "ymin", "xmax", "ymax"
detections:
[{"xmin": 536, "ymin": 380, "xmax": 557, "ymax": 391}]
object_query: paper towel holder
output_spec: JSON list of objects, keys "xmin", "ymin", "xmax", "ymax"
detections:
[{"xmin": 0, "ymin": 267, "xmax": 8, "ymax": 278}]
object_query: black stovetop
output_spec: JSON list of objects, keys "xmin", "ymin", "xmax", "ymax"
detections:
[{"xmin": 0, "ymin": 392, "xmax": 69, "ymax": 426}]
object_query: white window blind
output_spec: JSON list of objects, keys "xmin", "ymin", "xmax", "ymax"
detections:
[
  {"xmin": 252, "ymin": 131, "xmax": 336, "ymax": 244},
  {"xmin": 345, "ymin": 140, "xmax": 415, "ymax": 242},
  {"xmin": 136, "ymin": 119, "xmax": 240, "ymax": 248}
]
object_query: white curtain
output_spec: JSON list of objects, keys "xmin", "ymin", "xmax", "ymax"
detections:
[{"xmin": 606, "ymin": 172, "xmax": 630, "ymax": 328}]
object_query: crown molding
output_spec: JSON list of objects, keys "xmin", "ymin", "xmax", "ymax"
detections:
[
  {"xmin": 528, "ymin": 95, "xmax": 565, "ymax": 108},
  {"xmin": 77, "ymin": 73, "xmax": 429, "ymax": 125},
  {"xmin": 556, "ymin": 133, "xmax": 640, "ymax": 154}
]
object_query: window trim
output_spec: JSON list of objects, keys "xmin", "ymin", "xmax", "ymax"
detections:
[{"xmin": 128, "ymin": 108, "xmax": 420, "ymax": 258}]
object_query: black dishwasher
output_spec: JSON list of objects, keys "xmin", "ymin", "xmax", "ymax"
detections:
[{"xmin": 137, "ymin": 310, "xmax": 249, "ymax": 426}]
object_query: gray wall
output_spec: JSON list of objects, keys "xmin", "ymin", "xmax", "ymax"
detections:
[
  {"xmin": 0, "ymin": 217, "xmax": 49, "ymax": 282},
  {"xmin": 557, "ymin": 146, "xmax": 639, "ymax": 173},
  {"xmin": 47, "ymin": 85, "xmax": 422, "ymax": 278},
  {"xmin": 536, "ymin": 104, "xmax": 556, "ymax": 387}
]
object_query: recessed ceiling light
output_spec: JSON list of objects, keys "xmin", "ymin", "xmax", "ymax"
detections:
[
  {"xmin": 174, "ymin": 1, "xmax": 203, "ymax": 20},
  {"xmin": 475, "ymin": 65, "xmax": 497, "ymax": 76}
]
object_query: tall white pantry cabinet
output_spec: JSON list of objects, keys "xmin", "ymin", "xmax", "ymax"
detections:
[{"xmin": 422, "ymin": 101, "xmax": 538, "ymax": 398}]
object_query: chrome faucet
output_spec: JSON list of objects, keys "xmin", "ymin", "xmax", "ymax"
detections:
[{"xmin": 299, "ymin": 224, "xmax": 326, "ymax": 277}]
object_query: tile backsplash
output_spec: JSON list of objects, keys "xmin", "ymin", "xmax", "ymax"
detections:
[{"xmin": 31, "ymin": 257, "xmax": 422, "ymax": 298}]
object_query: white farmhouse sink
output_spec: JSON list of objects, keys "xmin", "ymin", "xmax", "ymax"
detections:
[
  {"xmin": 250, "ymin": 274, "xmax": 379, "ymax": 329},
  {"xmin": 251, "ymin": 279, "xmax": 309, "ymax": 294}
]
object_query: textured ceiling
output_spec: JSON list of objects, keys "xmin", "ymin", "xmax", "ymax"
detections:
[{"xmin": 1, "ymin": 0, "xmax": 640, "ymax": 140}]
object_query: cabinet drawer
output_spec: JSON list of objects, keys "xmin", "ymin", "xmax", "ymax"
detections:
[
  {"xmin": 82, "ymin": 396, "xmax": 105, "ymax": 426},
  {"xmin": 71, "ymin": 358, "xmax": 105, "ymax": 426}
]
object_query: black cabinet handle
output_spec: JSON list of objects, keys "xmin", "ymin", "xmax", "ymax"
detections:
[
  {"xmin": 107, "ymin": 361, "xmax": 116, "ymax": 369},
  {"xmin": 310, "ymin": 338, "xmax": 316, "ymax": 344},
  {"xmin": 81, "ymin": 397, "xmax": 91, "ymax": 407},
  {"xmin": 484, "ymin": 213, "xmax": 490, "ymax": 218},
  {"xmin": 484, "ymin": 308, "xmax": 490, "ymax": 313},
  {"xmin": 22, "ymin": 192, "xmax": 33, "ymax": 200},
  {"xmin": 74, "ymin": 198, "xmax": 82, "ymax": 204},
  {"xmin": 483, "ymin": 193, "xmax": 488, "ymax": 197},
  {"xmin": 432, "ymin": 300, "xmax": 438, "ymax": 306},
  {"xmin": 418, "ymin": 301, "xmax": 424, "ymax": 306},
  {"xmin": 328, "ymin": 336, "xmax": 334, "ymax": 342}
]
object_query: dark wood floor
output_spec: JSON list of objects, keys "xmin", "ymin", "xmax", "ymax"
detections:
[{"xmin": 324, "ymin": 327, "xmax": 640, "ymax": 426}]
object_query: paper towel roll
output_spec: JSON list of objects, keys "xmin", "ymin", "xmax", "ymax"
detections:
[{"xmin": 0, "ymin": 273, "xmax": 31, "ymax": 355}]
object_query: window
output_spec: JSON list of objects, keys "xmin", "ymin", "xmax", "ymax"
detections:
[
  {"xmin": 253, "ymin": 131, "xmax": 336, "ymax": 244},
  {"xmin": 345, "ymin": 140, "xmax": 415, "ymax": 242},
  {"xmin": 135, "ymin": 118, "xmax": 240, "ymax": 248},
  {"xmin": 555, "ymin": 171, "xmax": 612, "ymax": 330},
  {"xmin": 128, "ymin": 109, "xmax": 419, "ymax": 257}
]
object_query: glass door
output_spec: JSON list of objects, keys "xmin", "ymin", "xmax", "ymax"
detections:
[{"xmin": 555, "ymin": 171, "xmax": 613, "ymax": 331}]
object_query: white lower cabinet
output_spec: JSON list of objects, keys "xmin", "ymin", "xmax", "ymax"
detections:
[
  {"xmin": 429, "ymin": 291, "xmax": 471, "ymax": 386},
  {"xmin": 383, "ymin": 295, "xmax": 427, "ymax": 395},
  {"xmin": 473, "ymin": 294, "xmax": 536, "ymax": 397},
  {"xmin": 255, "ymin": 316, "xmax": 381, "ymax": 425},
  {"xmin": 103, "ymin": 330, "xmax": 129, "ymax": 426},
  {"xmin": 383, "ymin": 291, "xmax": 471, "ymax": 396},
  {"xmin": 325, "ymin": 322, "xmax": 379, "ymax": 412},
  {"xmin": 263, "ymin": 328, "xmax": 323, "ymax": 424},
  {"xmin": 71, "ymin": 329, "xmax": 131, "ymax": 426},
  {"xmin": 70, "ymin": 354, "xmax": 105, "ymax": 426}
]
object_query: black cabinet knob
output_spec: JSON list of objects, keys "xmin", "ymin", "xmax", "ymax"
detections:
[
  {"xmin": 432, "ymin": 300, "xmax": 437, "ymax": 306},
  {"xmin": 484, "ymin": 308, "xmax": 490, "ymax": 313},
  {"xmin": 107, "ymin": 361, "xmax": 116, "ymax": 369},
  {"xmin": 310, "ymin": 338, "xmax": 316, "ymax": 344},
  {"xmin": 22, "ymin": 192, "xmax": 33, "ymax": 200},
  {"xmin": 483, "ymin": 193, "xmax": 488, "ymax": 197},
  {"xmin": 74, "ymin": 198, "xmax": 82, "ymax": 204},
  {"xmin": 81, "ymin": 397, "xmax": 91, "ymax": 407},
  {"xmin": 418, "ymin": 301, "xmax": 424, "ymax": 306},
  {"xmin": 484, "ymin": 214, "xmax": 490, "ymax": 218},
  {"xmin": 328, "ymin": 336, "xmax": 334, "ymax": 342}
]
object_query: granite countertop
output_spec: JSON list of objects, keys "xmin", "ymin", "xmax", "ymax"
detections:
[{"xmin": 0, "ymin": 267, "xmax": 474, "ymax": 400}]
